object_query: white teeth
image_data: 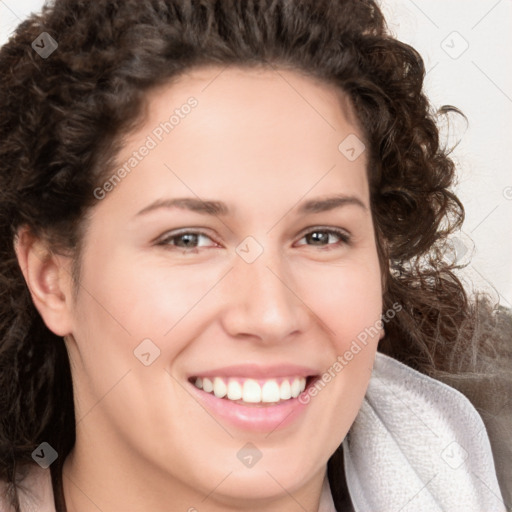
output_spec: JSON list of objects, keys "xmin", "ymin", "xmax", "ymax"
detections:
[
  {"xmin": 290, "ymin": 378, "xmax": 301, "ymax": 398},
  {"xmin": 193, "ymin": 376, "xmax": 308, "ymax": 404},
  {"xmin": 261, "ymin": 380, "xmax": 281, "ymax": 403},
  {"xmin": 243, "ymin": 379, "xmax": 262, "ymax": 403},
  {"xmin": 280, "ymin": 380, "xmax": 292, "ymax": 399},
  {"xmin": 213, "ymin": 377, "xmax": 227, "ymax": 398},
  {"xmin": 203, "ymin": 378, "xmax": 213, "ymax": 393},
  {"xmin": 227, "ymin": 379, "xmax": 243, "ymax": 400}
]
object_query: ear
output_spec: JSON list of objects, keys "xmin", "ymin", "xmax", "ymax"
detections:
[{"xmin": 13, "ymin": 226, "xmax": 74, "ymax": 337}]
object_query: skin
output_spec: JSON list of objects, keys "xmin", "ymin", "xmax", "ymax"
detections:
[{"xmin": 15, "ymin": 66, "xmax": 384, "ymax": 512}]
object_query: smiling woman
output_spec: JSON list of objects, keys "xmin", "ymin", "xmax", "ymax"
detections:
[{"xmin": 0, "ymin": 1, "xmax": 510, "ymax": 512}]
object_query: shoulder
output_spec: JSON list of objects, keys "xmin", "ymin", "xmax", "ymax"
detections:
[{"xmin": 0, "ymin": 464, "xmax": 56, "ymax": 512}]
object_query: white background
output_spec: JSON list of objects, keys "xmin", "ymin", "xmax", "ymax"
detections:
[{"xmin": 1, "ymin": 0, "xmax": 511, "ymax": 308}]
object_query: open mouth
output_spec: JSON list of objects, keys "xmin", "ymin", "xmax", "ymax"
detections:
[{"xmin": 187, "ymin": 375, "xmax": 320, "ymax": 406}]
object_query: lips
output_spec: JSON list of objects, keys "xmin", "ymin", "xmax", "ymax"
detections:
[
  {"xmin": 184, "ymin": 363, "xmax": 321, "ymax": 430},
  {"xmin": 188, "ymin": 363, "xmax": 320, "ymax": 380}
]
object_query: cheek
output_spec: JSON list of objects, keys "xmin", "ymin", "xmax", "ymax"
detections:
[
  {"xmin": 74, "ymin": 243, "xmax": 383, "ymax": 355},
  {"xmin": 72, "ymin": 247, "xmax": 224, "ymax": 365},
  {"xmin": 298, "ymin": 256, "xmax": 383, "ymax": 343},
  {"xmin": 296, "ymin": 256, "xmax": 382, "ymax": 399}
]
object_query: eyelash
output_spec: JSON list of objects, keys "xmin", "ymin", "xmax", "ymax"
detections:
[{"xmin": 156, "ymin": 227, "xmax": 351, "ymax": 252}]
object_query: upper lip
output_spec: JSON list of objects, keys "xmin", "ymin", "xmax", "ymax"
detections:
[{"xmin": 189, "ymin": 364, "xmax": 321, "ymax": 379}]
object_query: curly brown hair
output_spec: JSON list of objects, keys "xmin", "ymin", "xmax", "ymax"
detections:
[{"xmin": 0, "ymin": 0, "xmax": 510, "ymax": 510}]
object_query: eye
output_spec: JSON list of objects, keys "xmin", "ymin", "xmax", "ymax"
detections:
[
  {"xmin": 295, "ymin": 227, "xmax": 351, "ymax": 249},
  {"xmin": 156, "ymin": 230, "xmax": 217, "ymax": 251},
  {"xmin": 155, "ymin": 226, "xmax": 351, "ymax": 253}
]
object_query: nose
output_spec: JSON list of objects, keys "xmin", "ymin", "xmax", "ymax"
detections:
[{"xmin": 219, "ymin": 241, "xmax": 313, "ymax": 344}]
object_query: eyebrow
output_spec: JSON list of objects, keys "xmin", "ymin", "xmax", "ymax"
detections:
[{"xmin": 134, "ymin": 194, "xmax": 368, "ymax": 218}]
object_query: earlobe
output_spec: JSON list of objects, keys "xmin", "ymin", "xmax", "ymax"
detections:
[{"xmin": 13, "ymin": 226, "xmax": 74, "ymax": 337}]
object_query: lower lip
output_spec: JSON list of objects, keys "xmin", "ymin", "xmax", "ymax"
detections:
[{"xmin": 187, "ymin": 380, "xmax": 316, "ymax": 433}]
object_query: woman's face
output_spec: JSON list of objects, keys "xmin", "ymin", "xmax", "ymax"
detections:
[{"xmin": 62, "ymin": 66, "xmax": 383, "ymax": 508}]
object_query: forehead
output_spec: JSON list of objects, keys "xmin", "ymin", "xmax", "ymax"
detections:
[
  {"xmin": 98, "ymin": 65, "xmax": 369, "ymax": 217},
  {"xmin": 146, "ymin": 64, "xmax": 363, "ymax": 140}
]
